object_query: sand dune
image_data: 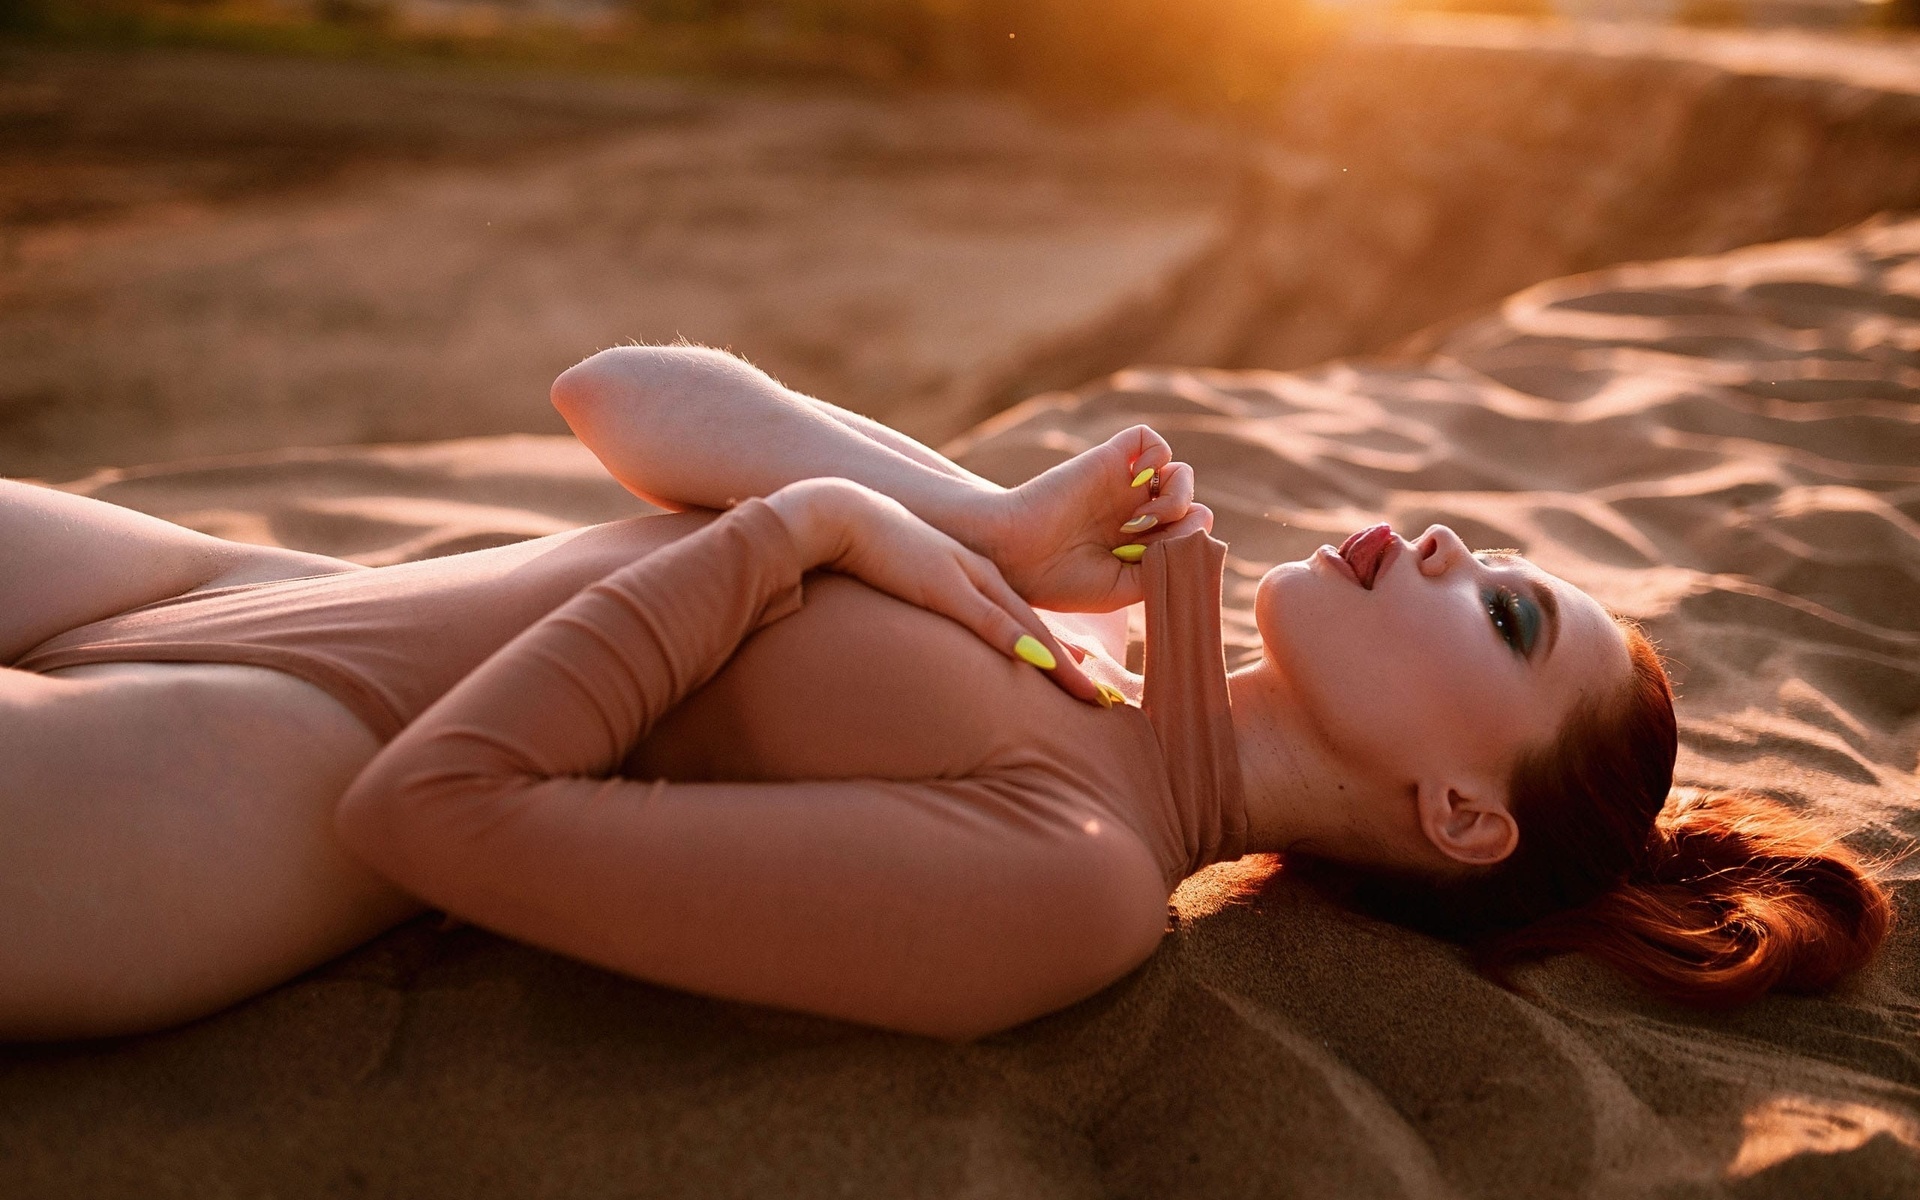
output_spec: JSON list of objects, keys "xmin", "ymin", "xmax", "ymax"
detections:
[
  {"xmin": 0, "ymin": 47, "xmax": 1233, "ymax": 480},
  {"xmin": 4, "ymin": 215, "xmax": 1916, "ymax": 1198},
  {"xmin": 11, "ymin": 24, "xmax": 1917, "ymax": 484}
]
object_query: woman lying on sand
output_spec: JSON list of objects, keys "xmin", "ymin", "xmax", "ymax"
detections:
[{"xmin": 1, "ymin": 347, "xmax": 1892, "ymax": 1041}]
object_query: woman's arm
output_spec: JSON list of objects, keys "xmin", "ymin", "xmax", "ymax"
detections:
[
  {"xmin": 551, "ymin": 345, "xmax": 993, "ymax": 522},
  {"xmin": 336, "ymin": 489, "xmax": 1164, "ymax": 1040},
  {"xmin": 550, "ymin": 346, "xmax": 1212, "ymax": 614}
]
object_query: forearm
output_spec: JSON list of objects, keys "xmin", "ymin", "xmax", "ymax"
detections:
[
  {"xmin": 782, "ymin": 386, "xmax": 976, "ymax": 482},
  {"xmin": 552, "ymin": 346, "xmax": 999, "ymax": 541},
  {"xmin": 336, "ymin": 496, "xmax": 812, "ymax": 885}
]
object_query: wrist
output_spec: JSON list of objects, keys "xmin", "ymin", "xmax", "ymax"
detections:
[
  {"xmin": 763, "ymin": 481, "xmax": 845, "ymax": 569},
  {"xmin": 922, "ymin": 475, "xmax": 1009, "ymax": 558}
]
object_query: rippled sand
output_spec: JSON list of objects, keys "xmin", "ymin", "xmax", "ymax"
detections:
[{"xmin": 7, "ymin": 215, "xmax": 1916, "ymax": 1197}]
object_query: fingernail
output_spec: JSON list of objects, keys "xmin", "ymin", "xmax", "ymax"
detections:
[
  {"xmin": 1111, "ymin": 543, "xmax": 1147, "ymax": 563},
  {"xmin": 1130, "ymin": 467, "xmax": 1155, "ymax": 488},
  {"xmin": 1013, "ymin": 634, "xmax": 1056, "ymax": 671},
  {"xmin": 1120, "ymin": 514, "xmax": 1158, "ymax": 533},
  {"xmin": 1095, "ymin": 683, "xmax": 1126, "ymax": 708}
]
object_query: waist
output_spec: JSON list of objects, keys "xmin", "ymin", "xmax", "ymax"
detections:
[
  {"xmin": 36, "ymin": 658, "xmax": 387, "ymax": 749},
  {"xmin": 25, "ymin": 647, "xmax": 404, "ymax": 742}
]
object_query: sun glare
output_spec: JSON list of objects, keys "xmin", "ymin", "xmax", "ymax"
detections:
[{"xmin": 1728, "ymin": 1095, "xmax": 1920, "ymax": 1179}]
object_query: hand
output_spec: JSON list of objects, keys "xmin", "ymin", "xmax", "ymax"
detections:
[
  {"xmin": 963, "ymin": 425, "xmax": 1214, "ymax": 612},
  {"xmin": 765, "ymin": 479, "xmax": 1115, "ymax": 707}
]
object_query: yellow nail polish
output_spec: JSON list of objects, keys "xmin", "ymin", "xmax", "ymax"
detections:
[
  {"xmin": 1096, "ymin": 683, "xmax": 1125, "ymax": 708},
  {"xmin": 1013, "ymin": 634, "xmax": 1056, "ymax": 671},
  {"xmin": 1121, "ymin": 514, "xmax": 1158, "ymax": 533},
  {"xmin": 1111, "ymin": 543, "xmax": 1147, "ymax": 563},
  {"xmin": 1130, "ymin": 467, "xmax": 1155, "ymax": 488}
]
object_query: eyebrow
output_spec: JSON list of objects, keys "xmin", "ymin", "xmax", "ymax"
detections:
[{"xmin": 1478, "ymin": 551, "xmax": 1562, "ymax": 662}]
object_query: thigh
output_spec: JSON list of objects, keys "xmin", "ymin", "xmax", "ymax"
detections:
[
  {"xmin": 0, "ymin": 663, "xmax": 421, "ymax": 1040},
  {"xmin": 0, "ymin": 480, "xmax": 350, "ymax": 662}
]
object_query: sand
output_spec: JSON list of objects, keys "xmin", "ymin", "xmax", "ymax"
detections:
[
  {"xmin": 1022, "ymin": 17, "xmax": 1920, "ymax": 409},
  {"xmin": 0, "ymin": 45, "xmax": 1236, "ymax": 480},
  {"xmin": 11, "ymin": 25, "xmax": 1919, "ymax": 486},
  {"xmin": 3, "ymin": 213, "xmax": 1916, "ymax": 1198}
]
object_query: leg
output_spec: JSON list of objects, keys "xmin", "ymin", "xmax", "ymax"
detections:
[
  {"xmin": 0, "ymin": 662, "xmax": 420, "ymax": 1039},
  {"xmin": 0, "ymin": 479, "xmax": 351, "ymax": 662}
]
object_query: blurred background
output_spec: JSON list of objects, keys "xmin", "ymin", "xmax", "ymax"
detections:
[{"xmin": 2, "ymin": 0, "xmax": 1916, "ymax": 480}]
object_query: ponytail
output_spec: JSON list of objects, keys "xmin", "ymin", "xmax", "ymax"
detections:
[
  {"xmin": 1477, "ymin": 789, "xmax": 1894, "ymax": 1007},
  {"xmin": 1308, "ymin": 622, "xmax": 1894, "ymax": 1006}
]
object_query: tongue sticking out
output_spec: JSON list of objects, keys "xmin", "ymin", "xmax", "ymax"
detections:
[{"xmin": 1341, "ymin": 524, "xmax": 1392, "ymax": 589}]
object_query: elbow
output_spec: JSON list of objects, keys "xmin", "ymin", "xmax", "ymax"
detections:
[
  {"xmin": 903, "ymin": 947, "xmax": 1154, "ymax": 1044},
  {"xmin": 549, "ymin": 350, "xmax": 622, "ymax": 425},
  {"xmin": 920, "ymin": 1017, "xmax": 1010, "ymax": 1045},
  {"xmin": 334, "ymin": 765, "xmax": 436, "ymax": 890},
  {"xmin": 334, "ymin": 773, "xmax": 402, "ymax": 879},
  {"xmin": 335, "ymin": 752, "xmax": 526, "ymax": 909},
  {"xmin": 550, "ymin": 344, "xmax": 745, "ymax": 424},
  {"xmin": 910, "ymin": 856, "xmax": 1168, "ymax": 1045}
]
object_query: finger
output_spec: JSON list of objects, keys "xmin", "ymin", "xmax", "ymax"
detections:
[
  {"xmin": 1150, "ymin": 502, "xmax": 1214, "ymax": 540},
  {"xmin": 1118, "ymin": 460, "xmax": 1195, "ymax": 536},
  {"xmin": 1114, "ymin": 425, "xmax": 1172, "ymax": 482},
  {"xmin": 1019, "ymin": 622, "xmax": 1104, "ymax": 705},
  {"xmin": 957, "ymin": 575, "xmax": 1046, "ymax": 669},
  {"xmin": 1110, "ymin": 499, "xmax": 1216, "ymax": 569},
  {"xmin": 967, "ymin": 563, "xmax": 1105, "ymax": 705},
  {"xmin": 1027, "ymin": 628, "xmax": 1102, "ymax": 704}
]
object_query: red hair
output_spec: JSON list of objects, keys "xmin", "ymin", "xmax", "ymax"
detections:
[{"xmin": 1318, "ymin": 623, "xmax": 1893, "ymax": 1006}]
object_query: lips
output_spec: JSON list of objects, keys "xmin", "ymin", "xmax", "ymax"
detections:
[{"xmin": 1337, "ymin": 523, "xmax": 1395, "ymax": 590}]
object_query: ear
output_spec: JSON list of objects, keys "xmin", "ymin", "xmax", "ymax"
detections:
[{"xmin": 1414, "ymin": 778, "xmax": 1519, "ymax": 867}]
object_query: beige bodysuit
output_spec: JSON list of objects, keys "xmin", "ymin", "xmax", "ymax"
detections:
[{"xmin": 16, "ymin": 500, "xmax": 1247, "ymax": 1038}]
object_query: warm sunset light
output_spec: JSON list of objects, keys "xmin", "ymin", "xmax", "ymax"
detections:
[
  {"xmin": 3, "ymin": 0, "xmax": 1917, "ymax": 1195},
  {"xmin": 1730, "ymin": 1096, "xmax": 1920, "ymax": 1180}
]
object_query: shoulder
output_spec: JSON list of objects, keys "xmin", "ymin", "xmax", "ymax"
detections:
[
  {"xmin": 884, "ymin": 775, "xmax": 1169, "ymax": 1040},
  {"xmin": 997, "ymin": 782, "xmax": 1173, "ymax": 975},
  {"xmin": 941, "ymin": 802, "xmax": 1171, "ymax": 1039},
  {"xmin": 1053, "ymin": 817, "xmax": 1173, "ymax": 948}
]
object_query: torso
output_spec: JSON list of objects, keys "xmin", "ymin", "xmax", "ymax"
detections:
[
  {"xmin": 631, "ymin": 571, "xmax": 1140, "ymax": 783},
  {"xmin": 2, "ymin": 511, "xmax": 735, "ymax": 1033},
  {"xmin": 33, "ymin": 509, "xmax": 1142, "ymax": 790},
  {"xmin": 2, "ymin": 507, "xmax": 1223, "ymax": 1037},
  {"xmin": 27, "ymin": 508, "xmax": 720, "ymax": 731}
]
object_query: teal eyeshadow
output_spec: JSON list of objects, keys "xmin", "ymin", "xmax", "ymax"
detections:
[{"xmin": 1514, "ymin": 594, "xmax": 1543, "ymax": 656}]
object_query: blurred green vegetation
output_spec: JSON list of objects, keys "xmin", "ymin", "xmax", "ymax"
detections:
[{"xmin": 0, "ymin": 0, "xmax": 1337, "ymax": 107}]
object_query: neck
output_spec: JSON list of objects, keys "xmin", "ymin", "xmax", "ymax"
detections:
[{"xmin": 1225, "ymin": 657, "xmax": 1375, "ymax": 859}]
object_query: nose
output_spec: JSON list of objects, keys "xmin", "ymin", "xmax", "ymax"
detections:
[{"xmin": 1415, "ymin": 525, "xmax": 1472, "ymax": 577}]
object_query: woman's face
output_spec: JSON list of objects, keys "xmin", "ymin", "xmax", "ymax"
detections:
[{"xmin": 1254, "ymin": 524, "xmax": 1630, "ymax": 798}]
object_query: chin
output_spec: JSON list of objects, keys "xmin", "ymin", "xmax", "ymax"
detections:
[
  {"xmin": 1252, "ymin": 560, "xmax": 1316, "ymax": 659},
  {"xmin": 1251, "ymin": 560, "xmax": 1328, "ymax": 660}
]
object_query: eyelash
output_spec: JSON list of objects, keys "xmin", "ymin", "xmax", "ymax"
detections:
[{"xmin": 1486, "ymin": 589, "xmax": 1526, "ymax": 655}]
